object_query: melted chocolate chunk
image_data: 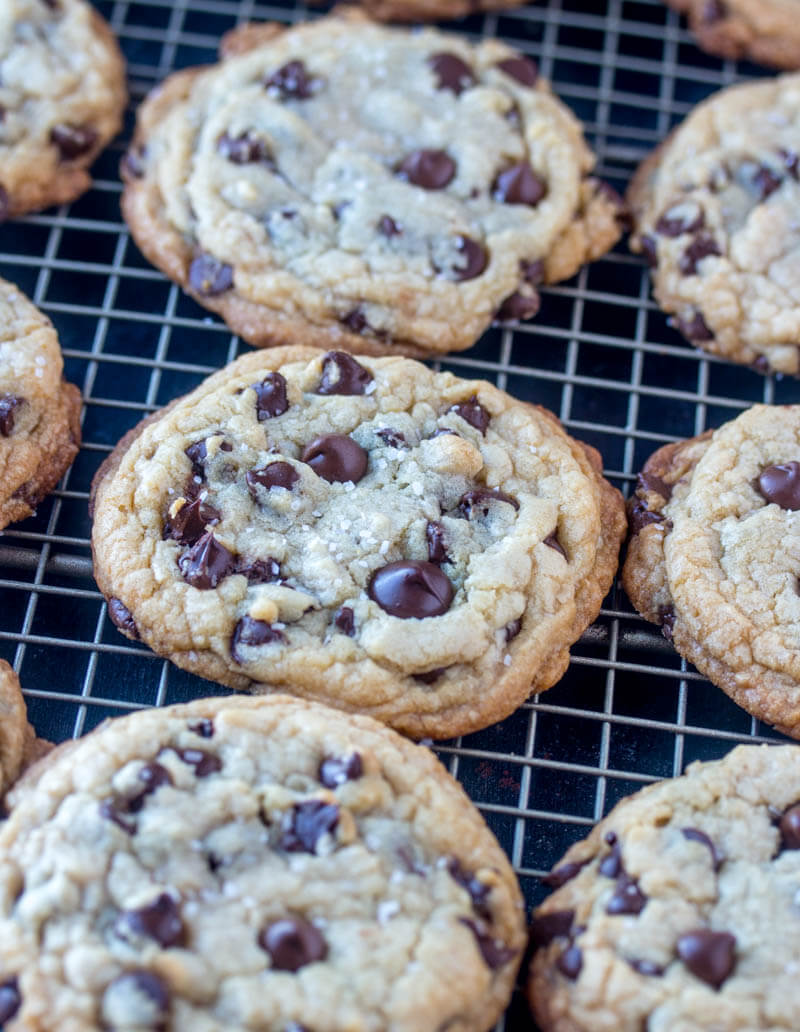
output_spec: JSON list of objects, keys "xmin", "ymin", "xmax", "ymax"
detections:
[
  {"xmin": 189, "ymin": 719, "xmax": 214, "ymax": 738},
  {"xmin": 340, "ymin": 308, "xmax": 367, "ymax": 333},
  {"xmin": 0, "ymin": 977, "xmax": 20, "ymax": 1022},
  {"xmin": 493, "ymin": 163, "xmax": 546, "ymax": 206},
  {"xmin": 259, "ymin": 917, "xmax": 328, "ymax": 971},
  {"xmin": 529, "ymin": 909, "xmax": 574, "ymax": 948},
  {"xmin": 178, "ymin": 533, "xmax": 235, "ymax": 589},
  {"xmin": 252, "ymin": 372, "xmax": 289, "ymax": 420},
  {"xmin": 300, "ymin": 434, "xmax": 368, "ymax": 483},
  {"xmin": 779, "ymin": 803, "xmax": 800, "ymax": 849},
  {"xmin": 122, "ymin": 894, "xmax": 186, "ymax": 948},
  {"xmin": 333, "ymin": 606, "xmax": 355, "ymax": 636},
  {"xmin": 682, "ymin": 827, "xmax": 724, "ymax": 870},
  {"xmin": 543, "ymin": 530, "xmax": 566, "ymax": 558},
  {"xmin": 655, "ymin": 205, "xmax": 704, "ymax": 237},
  {"xmin": 449, "ymin": 236, "xmax": 487, "ymax": 281},
  {"xmin": 368, "ymin": 560, "xmax": 454, "ymax": 619},
  {"xmin": 0, "ymin": 394, "xmax": 23, "ymax": 435},
  {"xmin": 319, "ymin": 752, "xmax": 362, "ymax": 788},
  {"xmin": 413, "ymin": 668, "xmax": 446, "ymax": 684},
  {"xmin": 659, "ymin": 605, "xmax": 676, "ymax": 642},
  {"xmin": 640, "ymin": 234, "xmax": 658, "ymax": 267},
  {"xmin": 136, "ymin": 762, "xmax": 172, "ymax": 798},
  {"xmin": 751, "ymin": 164, "xmax": 782, "ymax": 200},
  {"xmin": 247, "ymin": 462, "xmax": 299, "ymax": 495},
  {"xmin": 378, "ymin": 214, "xmax": 401, "ymax": 237},
  {"xmin": 426, "ymin": 521, "xmax": 450, "ymax": 564},
  {"xmin": 376, "ymin": 428, "xmax": 407, "ymax": 449},
  {"xmin": 638, "ymin": 471, "xmax": 672, "ymax": 501},
  {"xmin": 504, "ymin": 618, "xmax": 522, "ymax": 642},
  {"xmin": 495, "ymin": 56, "xmax": 538, "ymax": 86},
  {"xmin": 459, "ymin": 918, "xmax": 516, "ymax": 969},
  {"xmin": 671, "ymin": 311, "xmax": 714, "ymax": 341},
  {"xmin": 522, "ymin": 258, "xmax": 545, "ymax": 285},
  {"xmin": 542, "ymin": 858, "xmax": 590, "ymax": 889},
  {"xmin": 556, "ymin": 944, "xmax": 583, "ymax": 980},
  {"xmin": 679, "ymin": 235, "xmax": 721, "ymax": 276},
  {"xmin": 448, "ymin": 396, "xmax": 490, "ymax": 434},
  {"xmin": 217, "ymin": 131, "xmax": 274, "ymax": 165},
  {"xmin": 107, "ymin": 597, "xmax": 140, "ymax": 640},
  {"xmin": 397, "ymin": 150, "xmax": 455, "ymax": 190},
  {"xmin": 231, "ymin": 616, "xmax": 286, "ymax": 663},
  {"xmin": 100, "ymin": 797, "xmax": 137, "ymax": 834},
  {"xmin": 598, "ymin": 831, "xmax": 622, "ymax": 878},
  {"xmin": 628, "ymin": 958, "xmax": 665, "ymax": 976},
  {"xmin": 606, "ymin": 875, "xmax": 647, "ymax": 915},
  {"xmin": 496, "ymin": 288, "xmax": 540, "ymax": 322},
  {"xmin": 107, "ymin": 970, "xmax": 170, "ymax": 1021},
  {"xmin": 234, "ymin": 556, "xmax": 282, "ymax": 584},
  {"xmin": 281, "ymin": 800, "xmax": 340, "ymax": 853},
  {"xmin": 164, "ymin": 497, "xmax": 221, "ymax": 546},
  {"xmin": 265, "ymin": 60, "xmax": 316, "ymax": 99},
  {"xmin": 50, "ymin": 123, "xmax": 97, "ymax": 160},
  {"xmin": 676, "ymin": 929, "xmax": 736, "ymax": 989},
  {"xmin": 630, "ymin": 500, "xmax": 665, "ymax": 536},
  {"xmin": 757, "ymin": 462, "xmax": 800, "ymax": 510},
  {"xmin": 178, "ymin": 748, "xmax": 222, "ymax": 777},
  {"xmin": 428, "ymin": 52, "xmax": 475, "ymax": 94},
  {"xmin": 459, "ymin": 488, "xmax": 520, "ymax": 518},
  {"xmin": 184, "ymin": 439, "xmax": 208, "ymax": 478},
  {"xmin": 317, "ymin": 351, "xmax": 373, "ymax": 395},
  {"xmin": 189, "ymin": 254, "xmax": 234, "ymax": 296},
  {"xmin": 447, "ymin": 857, "xmax": 491, "ymax": 919}
]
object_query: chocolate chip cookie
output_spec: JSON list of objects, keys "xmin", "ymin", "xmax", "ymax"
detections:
[
  {"xmin": 0, "ymin": 0, "xmax": 127, "ymax": 219},
  {"xmin": 665, "ymin": 0, "xmax": 800, "ymax": 70},
  {"xmin": 121, "ymin": 12, "xmax": 624, "ymax": 358},
  {"xmin": 332, "ymin": 0, "xmax": 529, "ymax": 24},
  {"xmin": 629, "ymin": 74, "xmax": 800, "ymax": 376},
  {"xmin": 0, "ymin": 693, "xmax": 526, "ymax": 1031},
  {"xmin": 90, "ymin": 345, "xmax": 626, "ymax": 739},
  {"xmin": 0, "ymin": 277, "xmax": 81, "ymax": 530},
  {"xmin": 529, "ymin": 743, "xmax": 800, "ymax": 1032},
  {"xmin": 623, "ymin": 404, "xmax": 800, "ymax": 737}
]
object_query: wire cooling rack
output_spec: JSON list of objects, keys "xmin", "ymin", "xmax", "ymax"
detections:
[{"xmin": 0, "ymin": 1, "xmax": 796, "ymax": 1028}]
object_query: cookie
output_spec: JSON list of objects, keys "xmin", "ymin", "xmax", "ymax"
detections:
[
  {"xmin": 665, "ymin": 0, "xmax": 800, "ymax": 70},
  {"xmin": 0, "ymin": 661, "xmax": 34, "ymax": 797},
  {"xmin": 622, "ymin": 404, "xmax": 800, "ymax": 737},
  {"xmin": 319, "ymin": 0, "xmax": 529, "ymax": 25},
  {"xmin": 0, "ymin": 693, "xmax": 526, "ymax": 1031},
  {"xmin": 90, "ymin": 345, "xmax": 626, "ymax": 740},
  {"xmin": 528, "ymin": 743, "xmax": 800, "ymax": 1032},
  {"xmin": 0, "ymin": 0, "xmax": 127, "ymax": 219},
  {"xmin": 0, "ymin": 278, "xmax": 82, "ymax": 530},
  {"xmin": 628, "ymin": 74, "xmax": 800, "ymax": 376},
  {"xmin": 121, "ymin": 12, "xmax": 624, "ymax": 358}
]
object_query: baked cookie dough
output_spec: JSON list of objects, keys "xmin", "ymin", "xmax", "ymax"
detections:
[
  {"xmin": 623, "ymin": 404, "xmax": 800, "ymax": 737},
  {"xmin": 121, "ymin": 12, "xmax": 624, "ymax": 358},
  {"xmin": 0, "ymin": 660, "xmax": 34, "ymax": 797},
  {"xmin": 665, "ymin": 0, "xmax": 800, "ymax": 70},
  {"xmin": 322, "ymin": 0, "xmax": 529, "ymax": 24},
  {"xmin": 90, "ymin": 346, "xmax": 626, "ymax": 739},
  {"xmin": 0, "ymin": 693, "xmax": 526, "ymax": 1031},
  {"xmin": 529, "ymin": 744, "xmax": 800, "ymax": 1032},
  {"xmin": 0, "ymin": 0, "xmax": 127, "ymax": 219},
  {"xmin": 0, "ymin": 277, "xmax": 81, "ymax": 530},
  {"xmin": 629, "ymin": 74, "xmax": 800, "ymax": 376}
]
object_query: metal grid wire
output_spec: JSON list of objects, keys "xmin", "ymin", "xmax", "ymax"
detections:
[{"xmin": 0, "ymin": 1, "xmax": 797, "ymax": 1027}]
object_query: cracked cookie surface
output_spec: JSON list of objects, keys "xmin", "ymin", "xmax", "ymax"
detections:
[
  {"xmin": 623, "ymin": 404, "xmax": 800, "ymax": 737},
  {"xmin": 121, "ymin": 13, "xmax": 623, "ymax": 358},
  {"xmin": 0, "ymin": 277, "xmax": 81, "ymax": 530},
  {"xmin": 90, "ymin": 345, "xmax": 625, "ymax": 739},
  {"xmin": 0, "ymin": 694, "xmax": 525, "ymax": 1031},
  {"xmin": 629, "ymin": 74, "xmax": 800, "ymax": 376},
  {"xmin": 0, "ymin": 0, "xmax": 127, "ymax": 218},
  {"xmin": 665, "ymin": 0, "xmax": 800, "ymax": 70},
  {"xmin": 529, "ymin": 744, "xmax": 800, "ymax": 1032}
]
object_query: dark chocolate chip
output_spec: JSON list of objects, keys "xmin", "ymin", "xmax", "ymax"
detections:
[
  {"xmin": 246, "ymin": 462, "xmax": 299, "ymax": 495},
  {"xmin": 340, "ymin": 308, "xmax": 367, "ymax": 334},
  {"xmin": 529, "ymin": 909, "xmax": 575, "ymax": 948},
  {"xmin": 630, "ymin": 499, "xmax": 665, "ymax": 536},
  {"xmin": 781, "ymin": 148, "xmax": 799, "ymax": 179},
  {"xmin": 628, "ymin": 958, "xmax": 665, "ymax": 976},
  {"xmin": 184, "ymin": 439, "xmax": 208, "ymax": 478},
  {"xmin": 779, "ymin": 803, "xmax": 800, "ymax": 849},
  {"xmin": 655, "ymin": 205, "xmax": 704, "ymax": 237},
  {"xmin": 107, "ymin": 597, "xmax": 140, "ymax": 640},
  {"xmin": 0, "ymin": 184, "xmax": 9, "ymax": 223},
  {"xmin": 544, "ymin": 530, "xmax": 566, "ymax": 558},
  {"xmin": 428, "ymin": 52, "xmax": 475, "ymax": 94},
  {"xmin": 178, "ymin": 533, "xmax": 235, "ymax": 589},
  {"xmin": 265, "ymin": 60, "xmax": 316, "ymax": 99},
  {"xmin": 676, "ymin": 929, "xmax": 736, "ymax": 989},
  {"xmin": 397, "ymin": 150, "xmax": 455, "ymax": 190},
  {"xmin": 682, "ymin": 827, "xmax": 724, "ymax": 871},
  {"xmin": 413, "ymin": 668, "xmax": 446, "ymax": 684},
  {"xmin": 368, "ymin": 560, "xmax": 454, "ymax": 619},
  {"xmin": 100, "ymin": 798, "xmax": 137, "ymax": 834},
  {"xmin": 178, "ymin": 748, "xmax": 222, "ymax": 777},
  {"xmin": 542, "ymin": 859, "xmax": 590, "ymax": 889},
  {"xmin": 107, "ymin": 970, "xmax": 170, "ymax": 1022},
  {"xmin": 459, "ymin": 918, "xmax": 516, "ymax": 969},
  {"xmin": 751, "ymin": 164, "xmax": 782, "ymax": 200},
  {"xmin": 700, "ymin": 0, "xmax": 727, "ymax": 22},
  {"xmin": 0, "ymin": 977, "xmax": 20, "ymax": 1022},
  {"xmin": 0, "ymin": 394, "xmax": 23, "ymax": 435},
  {"xmin": 495, "ymin": 56, "xmax": 538, "ymax": 86},
  {"xmin": 300, "ymin": 434, "xmax": 368, "ymax": 484},
  {"xmin": 447, "ymin": 857, "xmax": 491, "ymax": 919},
  {"xmin": 259, "ymin": 917, "xmax": 328, "ymax": 971},
  {"xmin": 496, "ymin": 288, "xmax": 540, "ymax": 322},
  {"xmin": 448, "ymin": 396, "xmax": 490, "ymax": 434},
  {"xmin": 606, "ymin": 875, "xmax": 647, "ymax": 915},
  {"xmin": 426, "ymin": 521, "xmax": 450, "ymax": 564},
  {"xmin": 136, "ymin": 762, "xmax": 172, "ymax": 799},
  {"xmin": 638, "ymin": 471, "xmax": 672, "ymax": 501},
  {"xmin": 281, "ymin": 800, "xmax": 340, "ymax": 853},
  {"xmin": 639, "ymin": 235, "xmax": 658, "ymax": 267},
  {"xmin": 164, "ymin": 497, "xmax": 221, "ymax": 546},
  {"xmin": 598, "ymin": 832, "xmax": 622, "ymax": 878},
  {"xmin": 521, "ymin": 258, "xmax": 545, "ymax": 285},
  {"xmin": 333, "ymin": 606, "xmax": 355, "ymax": 636},
  {"xmin": 459, "ymin": 488, "xmax": 520, "ymax": 518},
  {"xmin": 670, "ymin": 310, "xmax": 714, "ymax": 341},
  {"xmin": 319, "ymin": 752, "xmax": 363, "ymax": 788},
  {"xmin": 376, "ymin": 428, "xmax": 407, "ymax": 449},
  {"xmin": 50, "ymin": 123, "xmax": 98, "ymax": 160},
  {"xmin": 378, "ymin": 214, "xmax": 401, "ymax": 237},
  {"xmin": 231, "ymin": 616, "xmax": 286, "ymax": 663},
  {"xmin": 659, "ymin": 605, "xmax": 676, "ymax": 642},
  {"xmin": 556, "ymin": 944, "xmax": 583, "ymax": 980},
  {"xmin": 217, "ymin": 131, "xmax": 274, "ymax": 165},
  {"xmin": 679, "ymin": 235, "xmax": 721, "ymax": 276},
  {"xmin": 234, "ymin": 556, "xmax": 282, "ymax": 584},
  {"xmin": 189, "ymin": 254, "xmax": 234, "ymax": 296},
  {"xmin": 122, "ymin": 894, "xmax": 186, "ymax": 948},
  {"xmin": 493, "ymin": 163, "xmax": 546, "ymax": 206},
  {"xmin": 449, "ymin": 236, "xmax": 487, "ymax": 281},
  {"xmin": 100, "ymin": 763, "xmax": 171, "ymax": 833},
  {"xmin": 317, "ymin": 351, "xmax": 373, "ymax": 395},
  {"xmin": 252, "ymin": 372, "xmax": 289, "ymax": 420},
  {"xmin": 504, "ymin": 618, "xmax": 522, "ymax": 642},
  {"xmin": 757, "ymin": 462, "xmax": 800, "ymax": 510},
  {"xmin": 189, "ymin": 719, "xmax": 214, "ymax": 738}
]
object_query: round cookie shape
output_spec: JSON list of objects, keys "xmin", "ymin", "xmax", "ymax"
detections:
[
  {"xmin": 623, "ymin": 404, "xmax": 800, "ymax": 737},
  {"xmin": 90, "ymin": 345, "xmax": 626, "ymax": 740},
  {"xmin": 664, "ymin": 0, "xmax": 800, "ymax": 70},
  {"xmin": 629, "ymin": 74, "xmax": 800, "ymax": 376},
  {"xmin": 0, "ymin": 694, "xmax": 526, "ymax": 1031},
  {"xmin": 120, "ymin": 12, "xmax": 624, "ymax": 358},
  {"xmin": 528, "ymin": 744, "xmax": 800, "ymax": 1032},
  {"xmin": 0, "ymin": 277, "xmax": 82, "ymax": 530},
  {"xmin": 0, "ymin": 0, "xmax": 127, "ymax": 219}
]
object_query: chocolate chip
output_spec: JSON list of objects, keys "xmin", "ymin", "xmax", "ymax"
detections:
[
  {"xmin": 781, "ymin": 148, "xmax": 799, "ymax": 179},
  {"xmin": 333, "ymin": 606, "xmax": 355, "ymax": 636},
  {"xmin": 107, "ymin": 597, "xmax": 140, "ymax": 640},
  {"xmin": 231, "ymin": 616, "xmax": 286, "ymax": 663},
  {"xmin": 447, "ymin": 857, "xmax": 491, "ymax": 919},
  {"xmin": 638, "ymin": 471, "xmax": 672, "ymax": 501},
  {"xmin": 184, "ymin": 439, "xmax": 208, "ymax": 478},
  {"xmin": 281, "ymin": 800, "xmax": 340, "ymax": 853},
  {"xmin": 448, "ymin": 396, "xmax": 490, "ymax": 434},
  {"xmin": 100, "ymin": 798, "xmax": 137, "ymax": 834},
  {"xmin": 319, "ymin": 752, "xmax": 363, "ymax": 788},
  {"xmin": 504, "ymin": 618, "xmax": 522, "ymax": 642},
  {"xmin": 779, "ymin": 803, "xmax": 800, "ymax": 849},
  {"xmin": 521, "ymin": 258, "xmax": 545, "ymax": 286},
  {"xmin": 235, "ymin": 557, "xmax": 282, "ymax": 584},
  {"xmin": 628, "ymin": 958, "xmax": 665, "ymax": 976},
  {"xmin": 164, "ymin": 497, "xmax": 221, "ymax": 546},
  {"xmin": 495, "ymin": 56, "xmax": 538, "ymax": 86},
  {"xmin": 413, "ymin": 668, "xmax": 446, "ymax": 684},
  {"xmin": 300, "ymin": 434, "xmax": 368, "ymax": 484},
  {"xmin": 178, "ymin": 748, "xmax": 222, "ymax": 777},
  {"xmin": 542, "ymin": 859, "xmax": 590, "ymax": 889},
  {"xmin": 529, "ymin": 909, "xmax": 575, "ymax": 948},
  {"xmin": 659, "ymin": 605, "xmax": 676, "ymax": 642},
  {"xmin": 100, "ymin": 763, "xmax": 172, "ymax": 834},
  {"xmin": 217, "ymin": 131, "xmax": 274, "ymax": 165},
  {"xmin": 50, "ymin": 123, "xmax": 98, "ymax": 160},
  {"xmin": 682, "ymin": 827, "xmax": 724, "ymax": 871},
  {"xmin": 679, "ymin": 235, "xmax": 721, "ymax": 276},
  {"xmin": 676, "ymin": 929, "xmax": 736, "ymax": 989},
  {"xmin": 459, "ymin": 488, "xmax": 520, "ymax": 518},
  {"xmin": 397, "ymin": 150, "xmax": 455, "ymax": 190},
  {"xmin": 606, "ymin": 875, "xmax": 647, "ymax": 915},
  {"xmin": 655, "ymin": 204, "xmax": 704, "ymax": 237},
  {"xmin": 459, "ymin": 918, "xmax": 516, "ymax": 969},
  {"xmin": 426, "ymin": 521, "xmax": 450, "ymax": 564},
  {"xmin": 639, "ymin": 235, "xmax": 658, "ymax": 267},
  {"xmin": 0, "ymin": 394, "xmax": 23, "ymax": 435},
  {"xmin": 105, "ymin": 971, "xmax": 170, "ymax": 1024},
  {"xmin": 376, "ymin": 428, "xmax": 407, "ymax": 449},
  {"xmin": 317, "ymin": 351, "xmax": 373, "ymax": 395},
  {"xmin": 700, "ymin": 0, "xmax": 726, "ymax": 22},
  {"xmin": 259, "ymin": 917, "xmax": 328, "ymax": 971},
  {"xmin": 544, "ymin": 530, "xmax": 566, "ymax": 558},
  {"xmin": 189, "ymin": 719, "xmax": 214, "ymax": 738},
  {"xmin": 265, "ymin": 60, "xmax": 317, "ymax": 99},
  {"xmin": 556, "ymin": 944, "xmax": 583, "ymax": 980},
  {"xmin": 670, "ymin": 311, "xmax": 714, "ymax": 341},
  {"xmin": 189, "ymin": 254, "xmax": 234, "ymax": 296},
  {"xmin": 340, "ymin": 308, "xmax": 367, "ymax": 334},
  {"xmin": 368, "ymin": 560, "xmax": 454, "ymax": 619},
  {"xmin": 0, "ymin": 185, "xmax": 9, "ymax": 223},
  {"xmin": 136, "ymin": 762, "xmax": 172, "ymax": 798},
  {"xmin": 449, "ymin": 236, "xmax": 487, "ymax": 281},
  {"xmin": 751, "ymin": 164, "xmax": 782, "ymax": 200},
  {"xmin": 428, "ymin": 52, "xmax": 475, "ymax": 94},
  {"xmin": 757, "ymin": 462, "xmax": 800, "ymax": 510},
  {"xmin": 0, "ymin": 977, "xmax": 20, "ymax": 1022},
  {"xmin": 252, "ymin": 372, "xmax": 289, "ymax": 420},
  {"xmin": 598, "ymin": 831, "xmax": 622, "ymax": 878},
  {"xmin": 247, "ymin": 462, "xmax": 299, "ymax": 495},
  {"xmin": 179, "ymin": 533, "xmax": 235, "ymax": 589},
  {"xmin": 496, "ymin": 288, "xmax": 540, "ymax": 322},
  {"xmin": 378, "ymin": 215, "xmax": 401, "ymax": 237},
  {"xmin": 122, "ymin": 894, "xmax": 186, "ymax": 948},
  {"xmin": 493, "ymin": 163, "xmax": 546, "ymax": 206},
  {"xmin": 630, "ymin": 500, "xmax": 664, "ymax": 536}
]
